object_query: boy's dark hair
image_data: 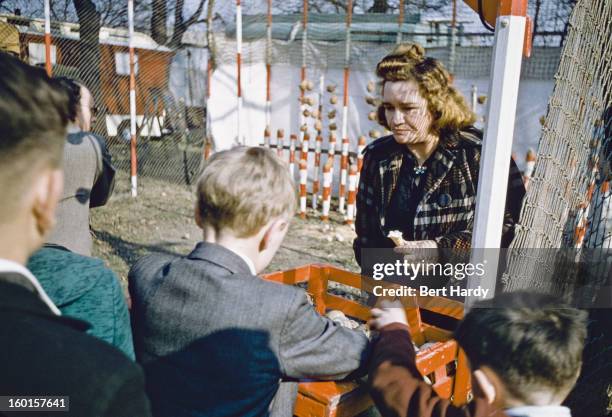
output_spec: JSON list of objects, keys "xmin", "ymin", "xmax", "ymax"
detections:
[
  {"xmin": 54, "ymin": 76, "xmax": 81, "ymax": 122},
  {"xmin": 0, "ymin": 52, "xmax": 69, "ymax": 217},
  {"xmin": 455, "ymin": 291, "xmax": 587, "ymax": 403}
]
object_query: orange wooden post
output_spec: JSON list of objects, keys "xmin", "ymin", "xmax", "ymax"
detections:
[
  {"xmin": 299, "ymin": 160, "xmax": 308, "ymax": 219},
  {"xmin": 452, "ymin": 348, "xmax": 472, "ymax": 406},
  {"xmin": 321, "ymin": 161, "xmax": 333, "ymax": 222},
  {"xmin": 312, "ymin": 134, "xmax": 323, "ymax": 210},
  {"xmin": 345, "ymin": 164, "xmax": 358, "ymax": 225}
]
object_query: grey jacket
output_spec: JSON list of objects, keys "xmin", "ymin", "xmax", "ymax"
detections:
[
  {"xmin": 129, "ymin": 242, "xmax": 370, "ymax": 417},
  {"xmin": 48, "ymin": 132, "xmax": 115, "ymax": 256}
]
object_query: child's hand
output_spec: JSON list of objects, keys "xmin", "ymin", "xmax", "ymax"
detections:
[{"xmin": 369, "ymin": 300, "xmax": 408, "ymax": 330}]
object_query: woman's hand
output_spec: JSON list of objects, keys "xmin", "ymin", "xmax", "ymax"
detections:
[
  {"xmin": 393, "ymin": 239, "xmax": 439, "ymax": 264},
  {"xmin": 369, "ymin": 300, "xmax": 408, "ymax": 330}
]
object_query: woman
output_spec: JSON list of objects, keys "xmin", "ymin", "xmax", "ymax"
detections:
[{"xmin": 354, "ymin": 43, "xmax": 525, "ymax": 267}]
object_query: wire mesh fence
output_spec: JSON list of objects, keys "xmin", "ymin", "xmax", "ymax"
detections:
[
  {"xmin": 503, "ymin": 0, "xmax": 611, "ymax": 302},
  {"xmin": 0, "ymin": 0, "xmax": 573, "ymax": 190}
]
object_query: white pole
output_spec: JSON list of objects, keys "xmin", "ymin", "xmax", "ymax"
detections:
[
  {"xmin": 236, "ymin": 0, "xmax": 243, "ymax": 145},
  {"xmin": 468, "ymin": 4, "xmax": 527, "ymax": 304},
  {"xmin": 339, "ymin": 1, "xmax": 352, "ymax": 214},
  {"xmin": 128, "ymin": 0, "xmax": 138, "ymax": 197}
]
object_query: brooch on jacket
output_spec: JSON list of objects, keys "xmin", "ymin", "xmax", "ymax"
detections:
[{"xmin": 413, "ymin": 166, "xmax": 427, "ymax": 175}]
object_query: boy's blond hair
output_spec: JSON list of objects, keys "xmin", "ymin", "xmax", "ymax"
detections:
[{"xmin": 196, "ymin": 147, "xmax": 296, "ymax": 237}]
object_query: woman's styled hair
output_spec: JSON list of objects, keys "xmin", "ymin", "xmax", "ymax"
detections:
[{"xmin": 376, "ymin": 43, "xmax": 476, "ymax": 134}]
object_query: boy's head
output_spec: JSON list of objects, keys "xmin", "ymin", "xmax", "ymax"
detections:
[
  {"xmin": 195, "ymin": 147, "xmax": 296, "ymax": 273},
  {"xmin": 455, "ymin": 292, "xmax": 587, "ymax": 408},
  {"xmin": 0, "ymin": 53, "xmax": 69, "ymax": 263}
]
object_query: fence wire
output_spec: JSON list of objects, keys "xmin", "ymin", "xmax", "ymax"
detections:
[{"xmin": 0, "ymin": 0, "xmax": 572, "ymax": 188}]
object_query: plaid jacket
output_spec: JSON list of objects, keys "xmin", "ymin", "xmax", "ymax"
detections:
[{"xmin": 353, "ymin": 127, "xmax": 525, "ymax": 265}]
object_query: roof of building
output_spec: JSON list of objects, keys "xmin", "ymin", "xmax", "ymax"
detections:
[{"xmin": 0, "ymin": 14, "xmax": 172, "ymax": 52}]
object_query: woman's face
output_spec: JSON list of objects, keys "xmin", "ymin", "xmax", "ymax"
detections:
[{"xmin": 382, "ymin": 80, "xmax": 434, "ymax": 146}]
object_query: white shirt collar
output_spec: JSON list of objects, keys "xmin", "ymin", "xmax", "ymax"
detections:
[
  {"xmin": 230, "ymin": 250, "xmax": 257, "ymax": 275},
  {"xmin": 0, "ymin": 258, "xmax": 61, "ymax": 315},
  {"xmin": 505, "ymin": 406, "xmax": 571, "ymax": 417}
]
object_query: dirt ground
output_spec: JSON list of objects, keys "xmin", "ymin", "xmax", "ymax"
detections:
[{"xmin": 91, "ymin": 171, "xmax": 360, "ymax": 286}]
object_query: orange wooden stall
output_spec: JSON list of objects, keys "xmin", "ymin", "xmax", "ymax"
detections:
[{"xmin": 262, "ymin": 264, "xmax": 472, "ymax": 417}]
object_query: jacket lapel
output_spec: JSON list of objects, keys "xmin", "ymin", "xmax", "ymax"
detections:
[
  {"xmin": 378, "ymin": 153, "xmax": 403, "ymax": 228},
  {"xmin": 417, "ymin": 135, "xmax": 458, "ymax": 216}
]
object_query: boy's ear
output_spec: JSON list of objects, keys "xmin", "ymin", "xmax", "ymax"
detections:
[
  {"xmin": 472, "ymin": 369, "xmax": 496, "ymax": 405},
  {"xmin": 194, "ymin": 205, "xmax": 203, "ymax": 229},
  {"xmin": 32, "ymin": 168, "xmax": 63, "ymax": 237},
  {"xmin": 259, "ymin": 218, "xmax": 288, "ymax": 252}
]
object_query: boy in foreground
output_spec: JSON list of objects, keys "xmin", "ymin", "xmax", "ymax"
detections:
[
  {"xmin": 368, "ymin": 292, "xmax": 587, "ymax": 417},
  {"xmin": 129, "ymin": 147, "xmax": 370, "ymax": 417}
]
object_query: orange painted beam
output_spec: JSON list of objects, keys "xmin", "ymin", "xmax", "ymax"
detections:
[{"xmin": 463, "ymin": 0, "xmax": 527, "ymax": 27}]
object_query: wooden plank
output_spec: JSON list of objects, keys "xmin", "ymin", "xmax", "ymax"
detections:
[
  {"xmin": 298, "ymin": 381, "xmax": 360, "ymax": 405},
  {"xmin": 294, "ymin": 391, "xmax": 329, "ymax": 417},
  {"xmin": 452, "ymin": 348, "xmax": 472, "ymax": 406},
  {"xmin": 423, "ymin": 324, "xmax": 453, "ymax": 342},
  {"xmin": 415, "ymin": 340, "xmax": 457, "ymax": 376},
  {"xmin": 432, "ymin": 376, "xmax": 453, "ymax": 399},
  {"xmin": 324, "ymin": 295, "xmax": 370, "ymax": 322}
]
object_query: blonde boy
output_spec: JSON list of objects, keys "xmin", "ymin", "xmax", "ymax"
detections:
[{"xmin": 129, "ymin": 147, "xmax": 370, "ymax": 417}]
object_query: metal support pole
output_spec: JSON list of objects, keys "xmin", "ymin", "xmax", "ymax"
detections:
[{"xmin": 468, "ymin": 0, "xmax": 528, "ymax": 304}]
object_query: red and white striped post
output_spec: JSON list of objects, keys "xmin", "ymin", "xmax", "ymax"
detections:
[
  {"xmin": 265, "ymin": 0, "xmax": 272, "ymax": 138},
  {"xmin": 312, "ymin": 134, "xmax": 322, "ymax": 210},
  {"xmin": 289, "ymin": 134, "xmax": 297, "ymax": 177},
  {"xmin": 128, "ymin": 0, "xmax": 138, "ymax": 197},
  {"xmin": 236, "ymin": 0, "xmax": 243, "ymax": 144},
  {"xmin": 301, "ymin": 132, "xmax": 310, "ymax": 163},
  {"xmin": 339, "ymin": 1, "xmax": 352, "ymax": 214},
  {"xmin": 327, "ymin": 132, "xmax": 337, "ymax": 190},
  {"xmin": 345, "ymin": 164, "xmax": 358, "ymax": 225},
  {"xmin": 276, "ymin": 129, "xmax": 284, "ymax": 157},
  {"xmin": 43, "ymin": 0, "xmax": 52, "ymax": 76},
  {"xmin": 338, "ymin": 136, "xmax": 350, "ymax": 213},
  {"xmin": 321, "ymin": 161, "xmax": 333, "ymax": 222},
  {"xmin": 264, "ymin": 127, "xmax": 271, "ymax": 148},
  {"xmin": 357, "ymin": 135, "xmax": 366, "ymax": 184},
  {"xmin": 299, "ymin": 160, "xmax": 308, "ymax": 218}
]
